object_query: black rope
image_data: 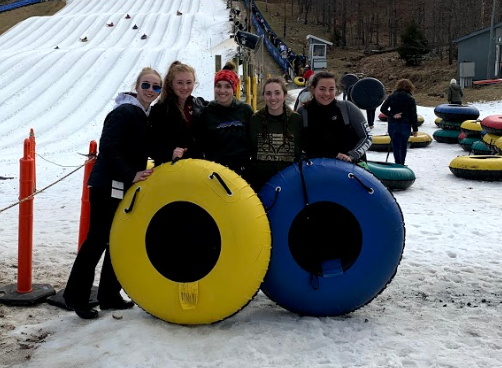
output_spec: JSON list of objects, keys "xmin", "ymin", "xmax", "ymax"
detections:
[
  {"xmin": 264, "ymin": 186, "xmax": 281, "ymax": 213},
  {"xmin": 385, "ymin": 134, "xmax": 391, "ymax": 163},
  {"xmin": 348, "ymin": 173, "xmax": 374, "ymax": 194},
  {"xmin": 298, "ymin": 159, "xmax": 312, "ymax": 206},
  {"xmin": 124, "ymin": 186, "xmax": 141, "ymax": 213},
  {"xmin": 209, "ymin": 172, "xmax": 233, "ymax": 196}
]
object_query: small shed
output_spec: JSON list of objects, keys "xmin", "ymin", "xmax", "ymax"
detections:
[
  {"xmin": 452, "ymin": 21, "xmax": 502, "ymax": 84},
  {"xmin": 306, "ymin": 35, "xmax": 333, "ymax": 73}
]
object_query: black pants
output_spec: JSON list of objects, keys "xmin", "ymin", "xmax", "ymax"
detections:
[
  {"xmin": 366, "ymin": 108, "xmax": 376, "ymax": 126},
  {"xmin": 63, "ymin": 187, "xmax": 122, "ymax": 306}
]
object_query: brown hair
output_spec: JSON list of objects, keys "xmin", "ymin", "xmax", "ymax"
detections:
[
  {"xmin": 309, "ymin": 71, "xmax": 337, "ymax": 90},
  {"xmin": 260, "ymin": 76, "xmax": 293, "ymax": 141},
  {"xmin": 159, "ymin": 61, "xmax": 197, "ymax": 120},
  {"xmin": 305, "ymin": 71, "xmax": 337, "ymax": 108},
  {"xmin": 394, "ymin": 78, "xmax": 415, "ymax": 94},
  {"xmin": 222, "ymin": 61, "xmax": 237, "ymax": 72},
  {"xmin": 261, "ymin": 76, "xmax": 288, "ymax": 96}
]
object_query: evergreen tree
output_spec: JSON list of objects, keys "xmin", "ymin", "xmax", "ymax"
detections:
[{"xmin": 397, "ymin": 20, "xmax": 430, "ymax": 66}]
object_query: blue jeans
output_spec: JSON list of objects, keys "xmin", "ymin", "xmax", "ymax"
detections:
[{"xmin": 388, "ymin": 121, "xmax": 411, "ymax": 165}]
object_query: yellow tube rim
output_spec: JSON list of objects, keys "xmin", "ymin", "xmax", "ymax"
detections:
[{"xmin": 110, "ymin": 159, "xmax": 271, "ymax": 325}]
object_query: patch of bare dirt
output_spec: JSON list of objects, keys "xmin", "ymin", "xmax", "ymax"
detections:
[{"xmin": 0, "ymin": 0, "xmax": 65, "ymax": 35}]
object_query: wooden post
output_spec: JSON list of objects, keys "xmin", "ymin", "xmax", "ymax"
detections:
[
  {"xmin": 215, "ymin": 55, "xmax": 222, "ymax": 72},
  {"xmin": 246, "ymin": 76, "xmax": 251, "ymax": 105},
  {"xmin": 252, "ymin": 75, "xmax": 258, "ymax": 111}
]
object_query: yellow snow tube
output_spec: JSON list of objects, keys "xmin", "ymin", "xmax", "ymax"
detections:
[
  {"xmin": 460, "ymin": 120, "xmax": 482, "ymax": 136},
  {"xmin": 449, "ymin": 155, "xmax": 502, "ymax": 181},
  {"xmin": 483, "ymin": 133, "xmax": 501, "ymax": 149},
  {"xmin": 110, "ymin": 159, "xmax": 271, "ymax": 325},
  {"xmin": 294, "ymin": 76, "xmax": 306, "ymax": 87},
  {"xmin": 408, "ymin": 131, "xmax": 432, "ymax": 148}
]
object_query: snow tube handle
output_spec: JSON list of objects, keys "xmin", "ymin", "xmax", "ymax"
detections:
[
  {"xmin": 124, "ymin": 186, "xmax": 141, "ymax": 213},
  {"xmin": 348, "ymin": 173, "xmax": 374, "ymax": 194},
  {"xmin": 209, "ymin": 172, "xmax": 233, "ymax": 196}
]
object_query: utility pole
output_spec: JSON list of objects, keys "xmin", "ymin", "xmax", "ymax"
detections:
[{"xmin": 486, "ymin": 0, "xmax": 496, "ymax": 79}]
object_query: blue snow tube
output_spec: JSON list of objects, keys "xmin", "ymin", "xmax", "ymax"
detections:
[
  {"xmin": 259, "ymin": 158, "xmax": 405, "ymax": 316},
  {"xmin": 433, "ymin": 104, "xmax": 480, "ymax": 122}
]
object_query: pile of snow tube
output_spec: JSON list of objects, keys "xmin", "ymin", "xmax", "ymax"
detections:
[
  {"xmin": 110, "ymin": 159, "xmax": 271, "ymax": 325},
  {"xmin": 259, "ymin": 158, "xmax": 405, "ymax": 316},
  {"xmin": 433, "ymin": 104, "xmax": 480, "ymax": 144}
]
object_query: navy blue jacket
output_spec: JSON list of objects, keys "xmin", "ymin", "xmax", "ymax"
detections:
[{"xmin": 380, "ymin": 90, "xmax": 418, "ymax": 132}]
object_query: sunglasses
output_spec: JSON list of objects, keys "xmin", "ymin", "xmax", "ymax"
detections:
[{"xmin": 141, "ymin": 82, "xmax": 162, "ymax": 93}]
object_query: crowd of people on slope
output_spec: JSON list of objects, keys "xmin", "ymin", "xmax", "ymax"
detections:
[
  {"xmin": 249, "ymin": 1, "xmax": 307, "ymax": 79},
  {"xmin": 63, "ymin": 59, "xmax": 428, "ymax": 320}
]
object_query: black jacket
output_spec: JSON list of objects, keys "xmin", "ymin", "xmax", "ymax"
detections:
[
  {"xmin": 88, "ymin": 93, "xmax": 150, "ymax": 190},
  {"xmin": 380, "ymin": 90, "xmax": 418, "ymax": 132},
  {"xmin": 298, "ymin": 99, "xmax": 372, "ymax": 162},
  {"xmin": 149, "ymin": 96, "xmax": 206, "ymax": 165},
  {"xmin": 194, "ymin": 98, "xmax": 254, "ymax": 172}
]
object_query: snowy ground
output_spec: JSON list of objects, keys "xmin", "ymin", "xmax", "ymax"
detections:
[{"xmin": 1, "ymin": 1, "xmax": 501, "ymax": 367}]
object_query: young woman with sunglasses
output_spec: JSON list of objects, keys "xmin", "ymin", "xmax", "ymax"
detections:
[
  {"xmin": 297, "ymin": 71, "xmax": 372, "ymax": 164},
  {"xmin": 149, "ymin": 61, "xmax": 207, "ymax": 165},
  {"xmin": 63, "ymin": 67, "xmax": 162, "ymax": 319},
  {"xmin": 248, "ymin": 76, "xmax": 303, "ymax": 192},
  {"xmin": 194, "ymin": 61, "xmax": 254, "ymax": 180}
]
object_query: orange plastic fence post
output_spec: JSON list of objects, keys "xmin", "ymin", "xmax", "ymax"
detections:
[
  {"xmin": 29, "ymin": 128, "xmax": 36, "ymax": 192},
  {"xmin": 78, "ymin": 140, "xmax": 98, "ymax": 250},
  {"xmin": 18, "ymin": 139, "xmax": 34, "ymax": 293}
]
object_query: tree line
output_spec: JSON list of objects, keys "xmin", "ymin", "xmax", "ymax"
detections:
[{"xmin": 264, "ymin": 0, "xmax": 501, "ymax": 64}]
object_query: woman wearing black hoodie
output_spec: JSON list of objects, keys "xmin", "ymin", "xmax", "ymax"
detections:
[
  {"xmin": 63, "ymin": 67, "xmax": 162, "ymax": 319},
  {"xmin": 380, "ymin": 78, "xmax": 418, "ymax": 165}
]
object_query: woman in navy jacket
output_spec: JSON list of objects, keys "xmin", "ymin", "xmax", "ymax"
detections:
[
  {"xmin": 63, "ymin": 67, "xmax": 162, "ymax": 319},
  {"xmin": 380, "ymin": 79, "xmax": 418, "ymax": 165}
]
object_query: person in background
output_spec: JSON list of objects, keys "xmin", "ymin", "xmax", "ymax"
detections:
[
  {"xmin": 380, "ymin": 78, "xmax": 418, "ymax": 165},
  {"xmin": 303, "ymin": 65, "xmax": 314, "ymax": 82},
  {"xmin": 194, "ymin": 61, "xmax": 254, "ymax": 180},
  {"xmin": 293, "ymin": 74, "xmax": 314, "ymax": 111},
  {"xmin": 297, "ymin": 71, "xmax": 372, "ymax": 163},
  {"xmin": 447, "ymin": 78, "xmax": 463, "ymax": 105},
  {"xmin": 149, "ymin": 61, "xmax": 207, "ymax": 166},
  {"xmin": 63, "ymin": 67, "xmax": 162, "ymax": 319},
  {"xmin": 365, "ymin": 107, "xmax": 376, "ymax": 129},
  {"xmin": 249, "ymin": 77, "xmax": 303, "ymax": 192}
]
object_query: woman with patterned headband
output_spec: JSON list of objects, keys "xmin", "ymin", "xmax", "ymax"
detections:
[{"xmin": 194, "ymin": 61, "xmax": 254, "ymax": 180}]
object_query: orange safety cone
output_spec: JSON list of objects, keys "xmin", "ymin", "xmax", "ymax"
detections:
[
  {"xmin": 46, "ymin": 140, "xmax": 99, "ymax": 310},
  {"xmin": 0, "ymin": 139, "xmax": 55, "ymax": 306},
  {"xmin": 29, "ymin": 128, "xmax": 36, "ymax": 192},
  {"xmin": 78, "ymin": 140, "xmax": 97, "ymax": 250}
]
